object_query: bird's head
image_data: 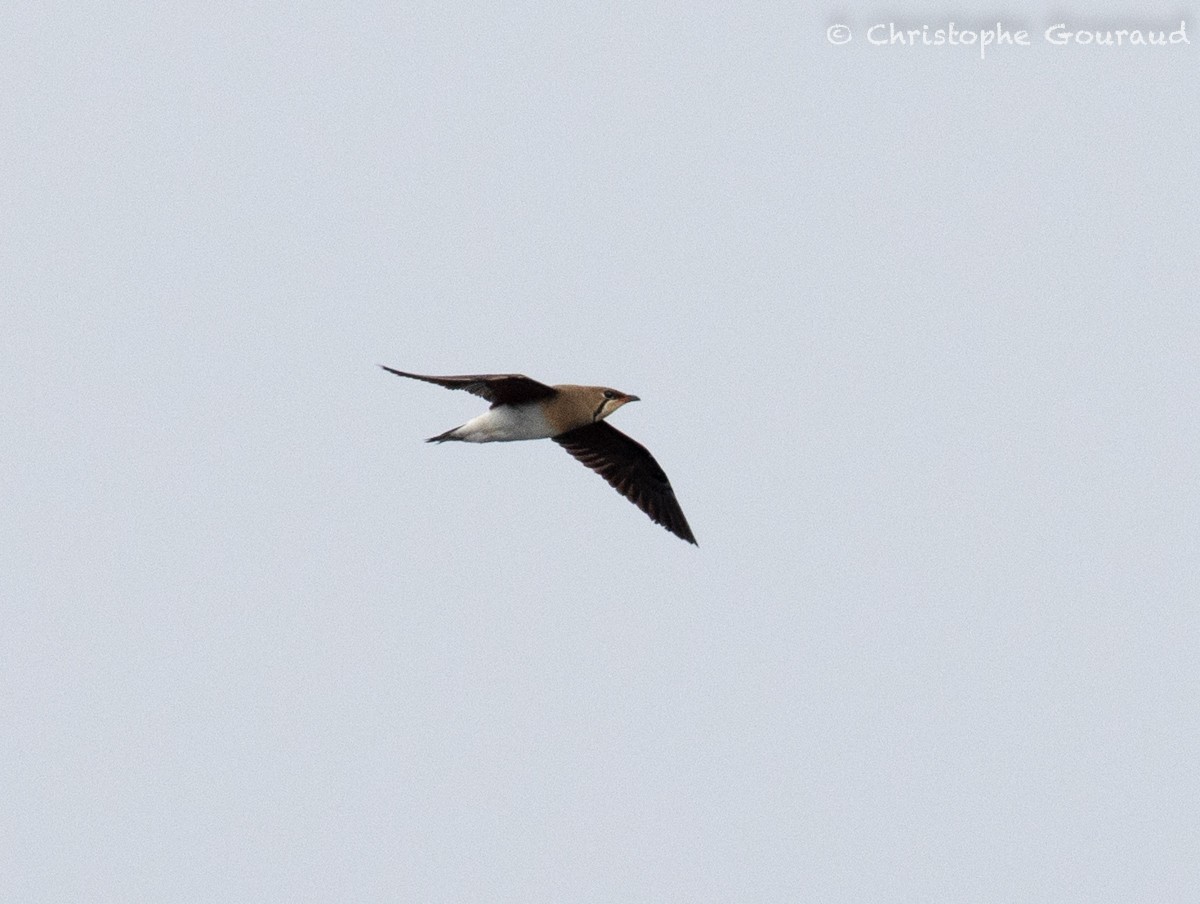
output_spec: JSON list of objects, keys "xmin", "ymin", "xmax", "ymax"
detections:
[{"xmin": 592, "ymin": 387, "xmax": 639, "ymax": 421}]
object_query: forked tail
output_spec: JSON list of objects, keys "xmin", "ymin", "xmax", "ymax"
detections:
[{"xmin": 426, "ymin": 426, "xmax": 463, "ymax": 443}]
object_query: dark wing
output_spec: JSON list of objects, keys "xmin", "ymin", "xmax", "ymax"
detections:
[
  {"xmin": 553, "ymin": 421, "xmax": 697, "ymax": 545},
  {"xmin": 379, "ymin": 367, "xmax": 557, "ymax": 407}
]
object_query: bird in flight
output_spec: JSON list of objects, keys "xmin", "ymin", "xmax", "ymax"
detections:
[{"xmin": 381, "ymin": 367, "xmax": 697, "ymax": 545}]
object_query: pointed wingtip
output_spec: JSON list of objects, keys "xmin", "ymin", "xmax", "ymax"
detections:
[{"xmin": 664, "ymin": 519, "xmax": 698, "ymax": 546}]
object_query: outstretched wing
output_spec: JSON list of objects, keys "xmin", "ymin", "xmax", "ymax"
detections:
[
  {"xmin": 380, "ymin": 367, "xmax": 557, "ymax": 407},
  {"xmin": 553, "ymin": 421, "xmax": 697, "ymax": 545}
]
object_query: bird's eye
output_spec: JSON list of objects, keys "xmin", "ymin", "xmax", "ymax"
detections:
[{"xmin": 603, "ymin": 390, "xmax": 618, "ymax": 400}]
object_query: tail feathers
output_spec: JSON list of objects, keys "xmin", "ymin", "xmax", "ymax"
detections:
[{"xmin": 426, "ymin": 426, "xmax": 463, "ymax": 443}]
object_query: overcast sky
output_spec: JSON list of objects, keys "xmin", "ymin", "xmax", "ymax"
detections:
[{"xmin": 4, "ymin": 2, "xmax": 1198, "ymax": 901}]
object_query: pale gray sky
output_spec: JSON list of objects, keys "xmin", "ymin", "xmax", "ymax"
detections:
[{"xmin": 4, "ymin": 3, "xmax": 1198, "ymax": 902}]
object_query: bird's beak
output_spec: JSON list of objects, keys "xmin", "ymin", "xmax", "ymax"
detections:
[{"xmin": 625, "ymin": 394, "xmax": 640, "ymax": 403}]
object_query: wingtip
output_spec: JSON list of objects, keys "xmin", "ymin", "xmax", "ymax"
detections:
[{"xmin": 662, "ymin": 518, "xmax": 698, "ymax": 546}]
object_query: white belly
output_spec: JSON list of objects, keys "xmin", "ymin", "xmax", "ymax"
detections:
[{"xmin": 453, "ymin": 404, "xmax": 556, "ymax": 442}]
